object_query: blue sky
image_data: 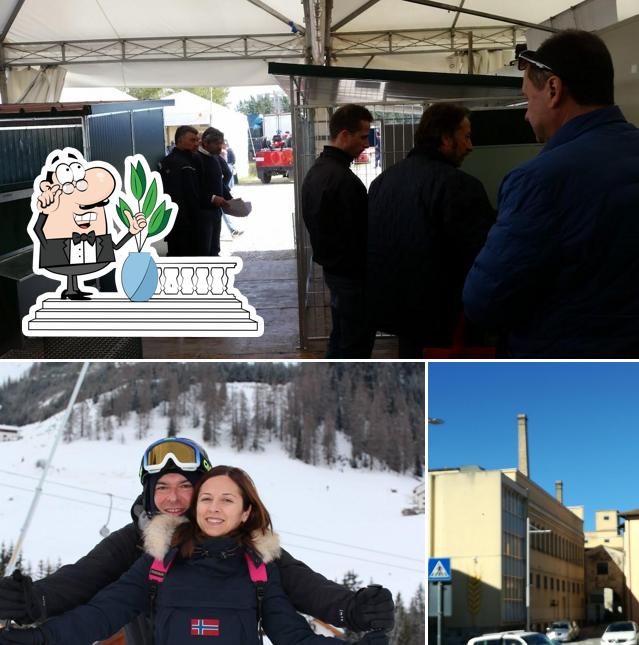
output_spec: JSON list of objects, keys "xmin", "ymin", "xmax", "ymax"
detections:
[{"xmin": 428, "ymin": 362, "xmax": 639, "ymax": 532}]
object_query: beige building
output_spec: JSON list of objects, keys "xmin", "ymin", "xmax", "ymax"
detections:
[
  {"xmin": 428, "ymin": 415, "xmax": 585, "ymax": 642},
  {"xmin": 584, "ymin": 510, "xmax": 625, "ymax": 622},
  {"xmin": 586, "ymin": 511, "xmax": 624, "ymax": 549},
  {"xmin": 620, "ymin": 509, "xmax": 639, "ymax": 622}
]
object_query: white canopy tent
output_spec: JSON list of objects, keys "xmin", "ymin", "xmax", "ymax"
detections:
[
  {"xmin": 162, "ymin": 90, "xmax": 250, "ymax": 178},
  {"xmin": 1, "ymin": 0, "xmax": 638, "ymax": 102}
]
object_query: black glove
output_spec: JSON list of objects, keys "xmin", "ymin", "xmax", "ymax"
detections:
[
  {"xmin": 347, "ymin": 585, "xmax": 394, "ymax": 631},
  {"xmin": 0, "ymin": 571, "xmax": 44, "ymax": 624},
  {"xmin": 0, "ymin": 627, "xmax": 47, "ymax": 645},
  {"xmin": 355, "ymin": 631, "xmax": 389, "ymax": 645}
]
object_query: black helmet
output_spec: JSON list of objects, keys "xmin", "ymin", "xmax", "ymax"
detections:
[{"xmin": 139, "ymin": 437, "xmax": 212, "ymax": 515}]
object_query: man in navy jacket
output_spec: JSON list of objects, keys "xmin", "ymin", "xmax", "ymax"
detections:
[{"xmin": 463, "ymin": 30, "xmax": 639, "ymax": 357}]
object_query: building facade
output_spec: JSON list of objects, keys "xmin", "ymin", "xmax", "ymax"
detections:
[
  {"xmin": 0, "ymin": 425, "xmax": 19, "ymax": 441},
  {"xmin": 429, "ymin": 465, "xmax": 585, "ymax": 642}
]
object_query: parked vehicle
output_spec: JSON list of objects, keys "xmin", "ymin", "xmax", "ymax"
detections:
[
  {"xmin": 546, "ymin": 620, "xmax": 580, "ymax": 642},
  {"xmin": 601, "ymin": 621, "xmax": 639, "ymax": 645},
  {"xmin": 467, "ymin": 630, "xmax": 554, "ymax": 645},
  {"xmin": 254, "ymin": 147, "xmax": 293, "ymax": 183}
]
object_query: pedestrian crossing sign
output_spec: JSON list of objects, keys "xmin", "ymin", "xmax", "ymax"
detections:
[{"xmin": 428, "ymin": 557, "xmax": 452, "ymax": 581}]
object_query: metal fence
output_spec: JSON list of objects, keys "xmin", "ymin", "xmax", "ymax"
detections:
[
  {"xmin": 292, "ymin": 101, "xmax": 425, "ymax": 350},
  {"xmin": 86, "ymin": 107, "xmax": 166, "ymax": 177}
]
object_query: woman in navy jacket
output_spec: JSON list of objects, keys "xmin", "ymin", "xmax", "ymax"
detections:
[{"xmin": 0, "ymin": 466, "xmax": 386, "ymax": 645}]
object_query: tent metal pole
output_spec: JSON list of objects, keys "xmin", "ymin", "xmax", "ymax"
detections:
[
  {"xmin": 332, "ymin": 0, "xmax": 382, "ymax": 31},
  {"xmin": 0, "ymin": 0, "xmax": 27, "ymax": 42},
  {"xmin": 245, "ymin": 0, "xmax": 305, "ymax": 35},
  {"xmin": 403, "ymin": 0, "xmax": 559, "ymax": 33}
]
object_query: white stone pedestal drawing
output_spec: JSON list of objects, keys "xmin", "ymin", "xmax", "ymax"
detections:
[{"xmin": 23, "ymin": 258, "xmax": 264, "ymax": 337}]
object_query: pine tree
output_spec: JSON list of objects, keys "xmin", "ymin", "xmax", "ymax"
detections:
[{"xmin": 322, "ymin": 410, "xmax": 336, "ymax": 464}]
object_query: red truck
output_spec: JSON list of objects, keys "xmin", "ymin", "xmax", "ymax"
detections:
[{"xmin": 255, "ymin": 138, "xmax": 294, "ymax": 183}]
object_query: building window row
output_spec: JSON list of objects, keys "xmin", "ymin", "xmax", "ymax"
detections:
[
  {"xmin": 531, "ymin": 525, "xmax": 583, "ymax": 565},
  {"xmin": 534, "ymin": 573, "xmax": 581, "ymax": 595}
]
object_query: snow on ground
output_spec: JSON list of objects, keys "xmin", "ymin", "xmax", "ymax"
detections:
[{"xmin": 1, "ymin": 388, "xmax": 424, "ymax": 601}]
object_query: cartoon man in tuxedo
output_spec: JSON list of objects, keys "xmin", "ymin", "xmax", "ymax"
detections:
[{"xmin": 32, "ymin": 151, "xmax": 146, "ymax": 299}]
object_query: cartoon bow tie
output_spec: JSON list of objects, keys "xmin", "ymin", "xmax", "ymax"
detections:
[{"xmin": 72, "ymin": 231, "xmax": 96, "ymax": 246}]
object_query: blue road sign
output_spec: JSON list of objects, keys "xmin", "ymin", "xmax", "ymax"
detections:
[{"xmin": 428, "ymin": 557, "xmax": 452, "ymax": 581}]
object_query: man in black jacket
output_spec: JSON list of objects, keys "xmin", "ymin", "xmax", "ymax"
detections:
[
  {"xmin": 0, "ymin": 439, "xmax": 394, "ymax": 644},
  {"xmin": 367, "ymin": 103, "xmax": 495, "ymax": 357},
  {"xmin": 301, "ymin": 104, "xmax": 376, "ymax": 358},
  {"xmin": 159, "ymin": 125, "xmax": 202, "ymax": 256},
  {"xmin": 197, "ymin": 127, "xmax": 231, "ymax": 256}
]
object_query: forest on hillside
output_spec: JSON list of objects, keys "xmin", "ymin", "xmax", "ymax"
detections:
[{"xmin": 0, "ymin": 363, "xmax": 425, "ymax": 475}]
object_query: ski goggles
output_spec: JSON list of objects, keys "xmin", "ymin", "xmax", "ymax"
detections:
[{"xmin": 141, "ymin": 439, "xmax": 207, "ymax": 477}]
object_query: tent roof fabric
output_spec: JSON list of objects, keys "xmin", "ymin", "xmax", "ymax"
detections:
[{"xmin": 0, "ymin": 0, "xmax": 636, "ymax": 87}]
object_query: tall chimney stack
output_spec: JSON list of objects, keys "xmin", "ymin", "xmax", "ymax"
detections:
[
  {"xmin": 555, "ymin": 480, "xmax": 564, "ymax": 504},
  {"xmin": 517, "ymin": 413, "xmax": 529, "ymax": 477}
]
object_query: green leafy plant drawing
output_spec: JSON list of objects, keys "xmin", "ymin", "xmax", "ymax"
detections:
[{"xmin": 116, "ymin": 160, "xmax": 172, "ymax": 251}]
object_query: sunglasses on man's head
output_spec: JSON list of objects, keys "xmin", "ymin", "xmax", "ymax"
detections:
[{"xmin": 517, "ymin": 50, "xmax": 555, "ymax": 74}]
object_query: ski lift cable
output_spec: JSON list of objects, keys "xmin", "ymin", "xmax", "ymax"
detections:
[
  {"xmin": 3, "ymin": 481, "xmax": 422, "ymax": 571},
  {"xmin": 1, "ymin": 476, "xmax": 421, "ymax": 564},
  {"xmin": 277, "ymin": 529, "xmax": 423, "ymax": 563},
  {"xmin": 282, "ymin": 542, "xmax": 424, "ymax": 574},
  {"xmin": 6, "ymin": 362, "xmax": 91, "ymax": 577},
  {"xmin": 0, "ymin": 469, "xmax": 132, "ymax": 502},
  {"xmin": 1, "ymin": 482, "xmax": 130, "ymax": 514}
]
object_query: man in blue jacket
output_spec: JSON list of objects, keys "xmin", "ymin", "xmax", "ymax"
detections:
[{"xmin": 463, "ymin": 30, "xmax": 639, "ymax": 357}]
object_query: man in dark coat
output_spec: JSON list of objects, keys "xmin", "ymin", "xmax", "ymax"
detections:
[
  {"xmin": 463, "ymin": 30, "xmax": 639, "ymax": 357},
  {"xmin": 301, "ymin": 104, "xmax": 376, "ymax": 358},
  {"xmin": 0, "ymin": 440, "xmax": 394, "ymax": 644},
  {"xmin": 197, "ymin": 127, "xmax": 231, "ymax": 256},
  {"xmin": 159, "ymin": 125, "xmax": 202, "ymax": 256},
  {"xmin": 367, "ymin": 103, "xmax": 495, "ymax": 358}
]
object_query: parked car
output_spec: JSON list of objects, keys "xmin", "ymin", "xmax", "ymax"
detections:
[
  {"xmin": 601, "ymin": 621, "xmax": 639, "ymax": 645},
  {"xmin": 468, "ymin": 630, "xmax": 555, "ymax": 645},
  {"xmin": 546, "ymin": 620, "xmax": 580, "ymax": 642}
]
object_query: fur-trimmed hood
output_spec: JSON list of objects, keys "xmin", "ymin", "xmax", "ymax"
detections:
[{"xmin": 142, "ymin": 513, "xmax": 281, "ymax": 563}]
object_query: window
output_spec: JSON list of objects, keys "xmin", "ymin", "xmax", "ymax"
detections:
[
  {"xmin": 597, "ymin": 562, "xmax": 609, "ymax": 575},
  {"xmin": 605, "ymin": 538, "xmax": 610, "ymax": 543},
  {"xmin": 562, "ymin": 580, "xmax": 566, "ymax": 592},
  {"xmin": 544, "ymin": 576, "xmax": 548, "ymax": 589},
  {"xmin": 551, "ymin": 578, "xmax": 554, "ymax": 590},
  {"xmin": 536, "ymin": 574, "xmax": 540, "ymax": 589},
  {"xmin": 604, "ymin": 515, "xmax": 610, "ymax": 520}
]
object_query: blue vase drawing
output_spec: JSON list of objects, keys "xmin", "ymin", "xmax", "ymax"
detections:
[{"xmin": 121, "ymin": 251, "xmax": 158, "ymax": 302}]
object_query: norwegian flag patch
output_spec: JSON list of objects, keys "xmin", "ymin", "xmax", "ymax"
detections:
[{"xmin": 191, "ymin": 618, "xmax": 220, "ymax": 636}]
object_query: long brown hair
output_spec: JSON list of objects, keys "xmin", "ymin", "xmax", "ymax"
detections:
[{"xmin": 172, "ymin": 466, "xmax": 273, "ymax": 558}]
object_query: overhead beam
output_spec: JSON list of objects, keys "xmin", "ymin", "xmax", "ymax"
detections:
[
  {"xmin": 332, "ymin": 0, "xmax": 382, "ymax": 31},
  {"xmin": 403, "ymin": 0, "xmax": 559, "ymax": 33},
  {"xmin": 245, "ymin": 0, "xmax": 305, "ymax": 35},
  {"xmin": 0, "ymin": 0, "xmax": 27, "ymax": 42},
  {"xmin": 0, "ymin": 26, "xmax": 526, "ymax": 68}
]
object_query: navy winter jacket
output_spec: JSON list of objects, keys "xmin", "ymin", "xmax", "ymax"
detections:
[
  {"xmin": 463, "ymin": 106, "xmax": 639, "ymax": 357},
  {"xmin": 39, "ymin": 517, "xmax": 344, "ymax": 645},
  {"xmin": 19, "ymin": 497, "xmax": 356, "ymax": 645}
]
